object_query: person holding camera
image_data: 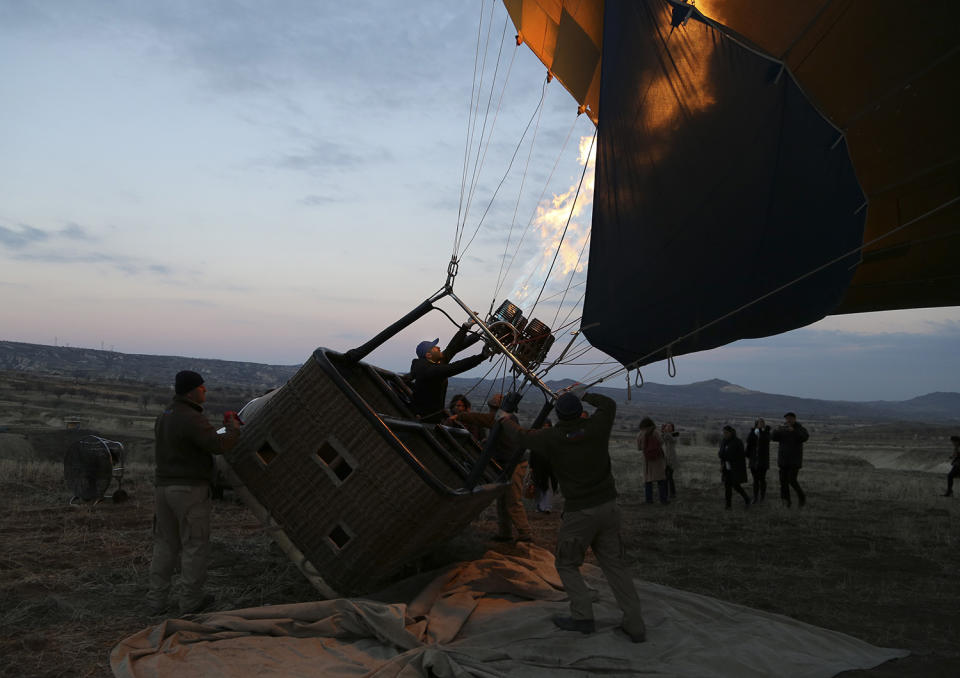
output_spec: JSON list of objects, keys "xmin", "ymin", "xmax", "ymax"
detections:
[{"xmin": 772, "ymin": 412, "xmax": 809, "ymax": 507}]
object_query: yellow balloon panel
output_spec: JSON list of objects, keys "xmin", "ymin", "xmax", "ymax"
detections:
[{"xmin": 503, "ymin": 0, "xmax": 603, "ymax": 122}]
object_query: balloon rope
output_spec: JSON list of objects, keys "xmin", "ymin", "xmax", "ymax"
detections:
[
  {"xmin": 493, "ymin": 114, "xmax": 580, "ymax": 304},
  {"xmin": 453, "ymin": 0, "xmax": 487, "ymax": 259},
  {"xmin": 526, "ymin": 130, "xmax": 597, "ymax": 320},
  {"xmin": 551, "ymin": 230, "xmax": 591, "ymax": 329},
  {"xmin": 454, "ymin": 0, "xmax": 496, "ymax": 257},
  {"xmin": 459, "ymin": 17, "xmax": 514, "ymax": 255},
  {"xmin": 459, "ymin": 75, "xmax": 546, "ymax": 259}
]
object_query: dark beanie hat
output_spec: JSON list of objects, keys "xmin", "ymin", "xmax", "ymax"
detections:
[
  {"xmin": 175, "ymin": 370, "xmax": 204, "ymax": 395},
  {"xmin": 555, "ymin": 392, "xmax": 583, "ymax": 420}
]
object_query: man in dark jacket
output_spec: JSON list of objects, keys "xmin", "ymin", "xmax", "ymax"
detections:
[
  {"xmin": 499, "ymin": 389, "xmax": 646, "ymax": 643},
  {"xmin": 772, "ymin": 412, "xmax": 809, "ymax": 507},
  {"xmin": 719, "ymin": 425, "xmax": 750, "ymax": 509},
  {"xmin": 745, "ymin": 418, "xmax": 771, "ymax": 503},
  {"xmin": 409, "ymin": 324, "xmax": 488, "ymax": 423},
  {"xmin": 146, "ymin": 370, "xmax": 242, "ymax": 616}
]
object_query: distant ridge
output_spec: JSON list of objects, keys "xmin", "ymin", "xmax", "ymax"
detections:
[
  {"xmin": 0, "ymin": 340, "xmax": 298, "ymax": 392},
  {"xmin": 1, "ymin": 340, "xmax": 956, "ymax": 422}
]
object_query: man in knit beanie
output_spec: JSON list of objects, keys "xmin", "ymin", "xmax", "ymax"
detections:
[{"xmin": 146, "ymin": 370, "xmax": 242, "ymax": 616}]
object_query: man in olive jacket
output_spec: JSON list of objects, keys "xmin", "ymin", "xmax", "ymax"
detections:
[
  {"xmin": 772, "ymin": 411, "xmax": 809, "ymax": 507},
  {"xmin": 499, "ymin": 389, "xmax": 646, "ymax": 643},
  {"xmin": 146, "ymin": 370, "xmax": 241, "ymax": 616}
]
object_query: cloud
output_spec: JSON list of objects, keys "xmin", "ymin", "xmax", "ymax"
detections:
[
  {"xmin": 0, "ymin": 223, "xmax": 48, "ymax": 248},
  {"xmin": 11, "ymin": 250, "xmax": 177, "ymax": 278},
  {"xmin": 0, "ymin": 221, "xmax": 97, "ymax": 249},
  {"xmin": 300, "ymin": 193, "xmax": 342, "ymax": 206},
  {"xmin": 269, "ymin": 139, "xmax": 392, "ymax": 176},
  {"xmin": 60, "ymin": 222, "xmax": 96, "ymax": 241}
]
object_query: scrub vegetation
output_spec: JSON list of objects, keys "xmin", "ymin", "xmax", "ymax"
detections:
[{"xmin": 1, "ymin": 372, "xmax": 958, "ymax": 677}]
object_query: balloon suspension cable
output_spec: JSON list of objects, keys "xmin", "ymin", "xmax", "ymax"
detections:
[
  {"xmin": 536, "ymin": 322, "xmax": 599, "ymax": 379},
  {"xmin": 666, "ymin": 346, "xmax": 677, "ymax": 378},
  {"xmin": 447, "ymin": 290, "xmax": 558, "ymax": 400},
  {"xmin": 458, "ymin": 17, "xmax": 517, "ymax": 256}
]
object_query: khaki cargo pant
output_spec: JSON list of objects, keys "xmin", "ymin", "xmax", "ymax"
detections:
[
  {"xmin": 146, "ymin": 484, "xmax": 212, "ymax": 613},
  {"xmin": 556, "ymin": 499, "xmax": 645, "ymax": 637},
  {"xmin": 497, "ymin": 461, "xmax": 532, "ymax": 540}
]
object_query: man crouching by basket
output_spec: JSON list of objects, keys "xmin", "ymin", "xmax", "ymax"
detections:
[
  {"xmin": 497, "ymin": 387, "xmax": 646, "ymax": 643},
  {"xmin": 146, "ymin": 370, "xmax": 242, "ymax": 616}
]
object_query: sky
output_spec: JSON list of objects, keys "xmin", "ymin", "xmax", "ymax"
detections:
[{"xmin": 1, "ymin": 0, "xmax": 958, "ymax": 403}]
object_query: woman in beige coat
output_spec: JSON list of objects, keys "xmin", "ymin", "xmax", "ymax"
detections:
[{"xmin": 637, "ymin": 417, "xmax": 668, "ymax": 504}]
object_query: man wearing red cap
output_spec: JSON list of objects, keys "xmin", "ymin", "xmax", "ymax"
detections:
[
  {"xmin": 499, "ymin": 388, "xmax": 646, "ymax": 643},
  {"xmin": 146, "ymin": 370, "xmax": 242, "ymax": 616}
]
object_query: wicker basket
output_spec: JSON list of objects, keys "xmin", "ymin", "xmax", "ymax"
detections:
[{"xmin": 226, "ymin": 348, "xmax": 505, "ymax": 595}]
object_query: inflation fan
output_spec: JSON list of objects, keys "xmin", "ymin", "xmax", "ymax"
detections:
[{"xmin": 63, "ymin": 435, "xmax": 128, "ymax": 505}]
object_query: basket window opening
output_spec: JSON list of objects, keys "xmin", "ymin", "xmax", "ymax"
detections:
[
  {"xmin": 256, "ymin": 441, "xmax": 278, "ymax": 466},
  {"xmin": 329, "ymin": 524, "xmax": 352, "ymax": 550},
  {"xmin": 317, "ymin": 441, "xmax": 354, "ymax": 481}
]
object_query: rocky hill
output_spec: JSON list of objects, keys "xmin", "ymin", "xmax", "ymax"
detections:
[{"xmin": 1, "ymin": 340, "xmax": 956, "ymax": 423}]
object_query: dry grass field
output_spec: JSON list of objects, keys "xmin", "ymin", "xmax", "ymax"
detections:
[{"xmin": 1, "ymin": 370, "xmax": 958, "ymax": 677}]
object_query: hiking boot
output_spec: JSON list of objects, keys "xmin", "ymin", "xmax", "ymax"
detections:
[
  {"xmin": 619, "ymin": 625, "xmax": 646, "ymax": 643},
  {"xmin": 181, "ymin": 594, "xmax": 215, "ymax": 616},
  {"xmin": 552, "ymin": 615, "xmax": 595, "ymax": 634},
  {"xmin": 943, "ymin": 491, "xmax": 953, "ymax": 497}
]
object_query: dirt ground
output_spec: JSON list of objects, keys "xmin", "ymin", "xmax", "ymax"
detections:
[{"xmin": 1, "ymin": 434, "xmax": 958, "ymax": 677}]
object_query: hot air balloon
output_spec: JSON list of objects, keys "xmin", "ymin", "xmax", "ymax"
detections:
[{"xmin": 504, "ymin": 0, "xmax": 960, "ymax": 370}]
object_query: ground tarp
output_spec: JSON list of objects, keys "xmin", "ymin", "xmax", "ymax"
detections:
[{"xmin": 111, "ymin": 544, "xmax": 907, "ymax": 677}]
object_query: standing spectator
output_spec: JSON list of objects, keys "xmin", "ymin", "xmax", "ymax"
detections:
[
  {"xmin": 637, "ymin": 418, "xmax": 668, "ymax": 505},
  {"xmin": 745, "ymin": 418, "xmax": 771, "ymax": 503},
  {"xmin": 454, "ymin": 394, "xmax": 533, "ymax": 543},
  {"xmin": 530, "ymin": 419, "xmax": 559, "ymax": 513},
  {"xmin": 499, "ymin": 389, "xmax": 647, "ymax": 643},
  {"xmin": 943, "ymin": 435, "xmax": 960, "ymax": 497},
  {"xmin": 719, "ymin": 425, "xmax": 751, "ymax": 509},
  {"xmin": 661, "ymin": 422, "xmax": 680, "ymax": 499},
  {"xmin": 772, "ymin": 412, "xmax": 809, "ymax": 507},
  {"xmin": 146, "ymin": 370, "xmax": 242, "ymax": 616}
]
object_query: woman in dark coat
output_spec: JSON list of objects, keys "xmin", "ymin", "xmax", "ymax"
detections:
[
  {"xmin": 745, "ymin": 418, "xmax": 771, "ymax": 503},
  {"xmin": 719, "ymin": 425, "xmax": 750, "ymax": 509}
]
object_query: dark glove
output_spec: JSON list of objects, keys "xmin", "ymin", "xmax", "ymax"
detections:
[{"xmin": 501, "ymin": 391, "xmax": 522, "ymax": 414}]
